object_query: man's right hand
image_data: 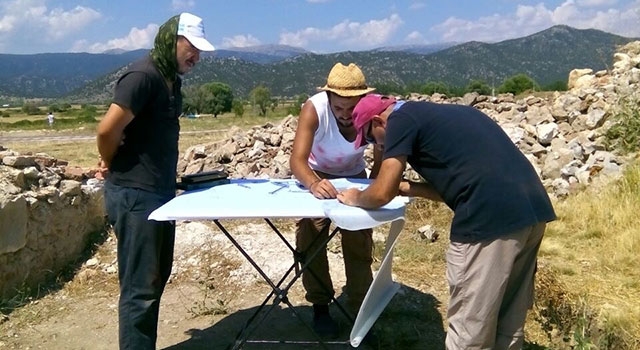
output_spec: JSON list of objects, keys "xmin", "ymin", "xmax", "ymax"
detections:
[{"xmin": 310, "ymin": 179, "xmax": 339, "ymax": 199}]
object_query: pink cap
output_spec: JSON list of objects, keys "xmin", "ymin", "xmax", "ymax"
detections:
[{"xmin": 353, "ymin": 94, "xmax": 396, "ymax": 148}]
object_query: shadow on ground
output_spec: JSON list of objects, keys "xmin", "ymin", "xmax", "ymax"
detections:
[{"xmin": 163, "ymin": 284, "xmax": 445, "ymax": 350}]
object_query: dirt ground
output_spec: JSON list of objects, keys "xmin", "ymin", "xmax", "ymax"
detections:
[{"xmin": 0, "ymin": 220, "xmax": 450, "ymax": 350}]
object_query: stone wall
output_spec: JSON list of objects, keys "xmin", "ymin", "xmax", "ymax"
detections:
[{"xmin": 0, "ymin": 153, "xmax": 105, "ymax": 300}]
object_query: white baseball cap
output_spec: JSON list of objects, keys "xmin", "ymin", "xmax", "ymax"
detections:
[{"xmin": 177, "ymin": 12, "xmax": 215, "ymax": 51}]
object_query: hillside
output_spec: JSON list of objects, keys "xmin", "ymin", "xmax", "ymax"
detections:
[
  {"xmin": 423, "ymin": 25, "xmax": 634, "ymax": 86},
  {"xmin": 0, "ymin": 50, "xmax": 148, "ymax": 99},
  {"xmin": 1, "ymin": 25, "xmax": 637, "ymax": 101}
]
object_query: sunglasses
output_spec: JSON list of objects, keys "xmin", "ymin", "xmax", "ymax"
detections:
[{"xmin": 364, "ymin": 121, "xmax": 375, "ymax": 144}]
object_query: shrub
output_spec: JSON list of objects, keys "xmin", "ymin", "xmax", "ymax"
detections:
[
  {"xmin": 604, "ymin": 93, "xmax": 640, "ymax": 153},
  {"xmin": 22, "ymin": 103, "xmax": 41, "ymax": 115},
  {"xmin": 232, "ymin": 99, "xmax": 245, "ymax": 117}
]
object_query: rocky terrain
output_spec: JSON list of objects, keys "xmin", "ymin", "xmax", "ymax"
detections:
[{"xmin": 0, "ymin": 40, "xmax": 638, "ymax": 350}]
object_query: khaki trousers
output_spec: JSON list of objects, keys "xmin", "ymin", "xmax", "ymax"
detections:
[
  {"xmin": 295, "ymin": 218, "xmax": 373, "ymax": 309},
  {"xmin": 445, "ymin": 223, "xmax": 546, "ymax": 350},
  {"xmin": 295, "ymin": 169, "xmax": 373, "ymax": 310}
]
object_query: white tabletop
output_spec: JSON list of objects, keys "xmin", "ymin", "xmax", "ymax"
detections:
[{"xmin": 149, "ymin": 178, "xmax": 408, "ymax": 231}]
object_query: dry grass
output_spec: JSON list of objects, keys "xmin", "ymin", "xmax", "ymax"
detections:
[
  {"xmin": 532, "ymin": 164, "xmax": 640, "ymax": 349},
  {"xmin": 2, "ymin": 140, "xmax": 101, "ymax": 168},
  {"xmin": 386, "ymin": 166, "xmax": 640, "ymax": 349},
  {"xmin": 1, "ymin": 110, "xmax": 289, "ymax": 168}
]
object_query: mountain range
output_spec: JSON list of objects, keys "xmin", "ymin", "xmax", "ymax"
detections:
[{"xmin": 0, "ymin": 25, "xmax": 637, "ymax": 102}]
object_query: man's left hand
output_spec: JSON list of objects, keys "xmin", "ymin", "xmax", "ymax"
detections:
[{"xmin": 336, "ymin": 188, "xmax": 361, "ymax": 207}]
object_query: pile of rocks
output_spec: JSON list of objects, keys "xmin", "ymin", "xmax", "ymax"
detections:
[{"xmin": 180, "ymin": 41, "xmax": 640, "ymax": 199}]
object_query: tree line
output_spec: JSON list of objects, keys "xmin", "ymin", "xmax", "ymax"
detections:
[
  {"xmin": 2, "ymin": 73, "xmax": 567, "ymax": 119},
  {"xmin": 180, "ymin": 73, "xmax": 567, "ymax": 118}
]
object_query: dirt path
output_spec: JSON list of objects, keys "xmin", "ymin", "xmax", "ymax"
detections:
[
  {"xmin": 0, "ymin": 220, "xmax": 448, "ymax": 350},
  {"xmin": 0, "ymin": 129, "xmax": 226, "ymax": 143}
]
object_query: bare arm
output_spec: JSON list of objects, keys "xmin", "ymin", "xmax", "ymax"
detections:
[
  {"xmin": 96, "ymin": 103, "xmax": 134, "ymax": 167},
  {"xmin": 398, "ymin": 180, "xmax": 443, "ymax": 202},
  {"xmin": 337, "ymin": 155, "xmax": 406, "ymax": 209},
  {"xmin": 290, "ymin": 101, "xmax": 338, "ymax": 198}
]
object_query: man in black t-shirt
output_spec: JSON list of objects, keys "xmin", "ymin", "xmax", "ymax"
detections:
[
  {"xmin": 96, "ymin": 13, "xmax": 214, "ymax": 350},
  {"xmin": 337, "ymin": 94, "xmax": 556, "ymax": 350}
]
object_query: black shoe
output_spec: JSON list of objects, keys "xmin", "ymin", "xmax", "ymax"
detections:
[{"xmin": 312, "ymin": 312, "xmax": 339, "ymax": 339}]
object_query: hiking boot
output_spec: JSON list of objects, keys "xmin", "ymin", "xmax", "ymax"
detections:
[{"xmin": 312, "ymin": 304, "xmax": 339, "ymax": 339}]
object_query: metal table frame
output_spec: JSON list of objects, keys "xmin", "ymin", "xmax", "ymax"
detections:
[
  {"xmin": 148, "ymin": 178, "xmax": 408, "ymax": 349},
  {"xmin": 214, "ymin": 218, "xmax": 353, "ymax": 349}
]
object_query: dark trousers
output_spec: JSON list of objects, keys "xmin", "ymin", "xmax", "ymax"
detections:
[{"xmin": 104, "ymin": 181, "xmax": 175, "ymax": 350}]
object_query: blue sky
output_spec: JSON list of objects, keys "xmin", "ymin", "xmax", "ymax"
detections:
[{"xmin": 0, "ymin": 0, "xmax": 638, "ymax": 54}]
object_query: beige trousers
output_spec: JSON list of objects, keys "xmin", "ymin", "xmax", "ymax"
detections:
[
  {"xmin": 445, "ymin": 223, "xmax": 546, "ymax": 350},
  {"xmin": 295, "ymin": 218, "xmax": 373, "ymax": 309},
  {"xmin": 295, "ymin": 169, "xmax": 373, "ymax": 310}
]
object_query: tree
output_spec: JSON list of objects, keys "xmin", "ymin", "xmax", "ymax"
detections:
[
  {"xmin": 183, "ymin": 85, "xmax": 207, "ymax": 114},
  {"xmin": 465, "ymin": 79, "xmax": 492, "ymax": 96},
  {"xmin": 202, "ymin": 82, "xmax": 233, "ymax": 118},
  {"xmin": 287, "ymin": 94, "xmax": 308, "ymax": 116},
  {"xmin": 375, "ymin": 82, "xmax": 406, "ymax": 95},
  {"xmin": 183, "ymin": 82, "xmax": 234, "ymax": 117},
  {"xmin": 498, "ymin": 74, "xmax": 539, "ymax": 95},
  {"xmin": 421, "ymin": 81, "xmax": 450, "ymax": 96},
  {"xmin": 250, "ymin": 85, "xmax": 271, "ymax": 116},
  {"xmin": 405, "ymin": 82, "xmax": 423, "ymax": 94}
]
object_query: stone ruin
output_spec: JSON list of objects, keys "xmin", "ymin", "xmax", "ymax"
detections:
[
  {"xmin": 0, "ymin": 41, "xmax": 639, "ymax": 301},
  {"xmin": 0, "ymin": 154, "xmax": 104, "ymax": 300},
  {"xmin": 179, "ymin": 41, "xmax": 640, "ymax": 199}
]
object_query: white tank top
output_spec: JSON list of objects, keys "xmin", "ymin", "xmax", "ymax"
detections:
[{"xmin": 307, "ymin": 92, "xmax": 367, "ymax": 176}]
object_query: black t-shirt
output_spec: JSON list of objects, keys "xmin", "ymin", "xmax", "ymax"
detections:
[
  {"xmin": 108, "ymin": 56, "xmax": 182, "ymax": 196},
  {"xmin": 384, "ymin": 101, "xmax": 556, "ymax": 242}
]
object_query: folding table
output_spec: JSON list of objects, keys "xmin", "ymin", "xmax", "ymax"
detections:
[{"xmin": 149, "ymin": 178, "xmax": 408, "ymax": 348}]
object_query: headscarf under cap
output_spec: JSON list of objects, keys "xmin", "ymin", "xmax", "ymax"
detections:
[{"xmin": 150, "ymin": 15, "xmax": 179, "ymax": 82}]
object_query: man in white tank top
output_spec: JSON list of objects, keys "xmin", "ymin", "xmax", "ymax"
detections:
[{"xmin": 290, "ymin": 62, "xmax": 383, "ymax": 339}]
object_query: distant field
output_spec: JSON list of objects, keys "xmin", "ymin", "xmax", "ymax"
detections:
[{"xmin": 0, "ymin": 105, "xmax": 293, "ymax": 167}]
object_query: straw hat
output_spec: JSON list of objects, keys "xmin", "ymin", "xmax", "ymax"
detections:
[{"xmin": 317, "ymin": 63, "xmax": 376, "ymax": 97}]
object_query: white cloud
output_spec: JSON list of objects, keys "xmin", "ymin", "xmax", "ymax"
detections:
[
  {"xmin": 430, "ymin": 1, "xmax": 640, "ymax": 43},
  {"xmin": 72, "ymin": 23, "xmax": 159, "ymax": 53},
  {"xmin": 279, "ymin": 14, "xmax": 404, "ymax": 51},
  {"xmin": 221, "ymin": 34, "xmax": 261, "ymax": 48},
  {"xmin": 409, "ymin": 2, "xmax": 426, "ymax": 10},
  {"xmin": 0, "ymin": 14, "xmax": 17, "ymax": 32},
  {"xmin": 172, "ymin": 0, "xmax": 195, "ymax": 11},
  {"xmin": 404, "ymin": 30, "xmax": 427, "ymax": 44},
  {"xmin": 45, "ymin": 6, "xmax": 102, "ymax": 40},
  {"xmin": 577, "ymin": 0, "xmax": 618, "ymax": 7},
  {"xmin": 0, "ymin": 0, "xmax": 101, "ymax": 45}
]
